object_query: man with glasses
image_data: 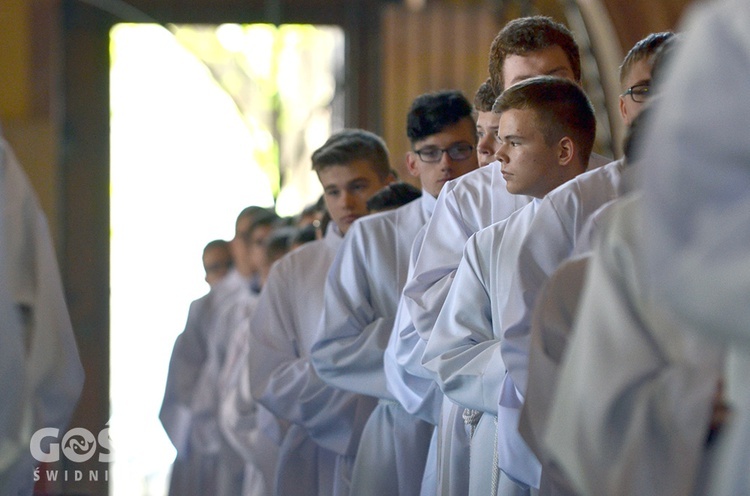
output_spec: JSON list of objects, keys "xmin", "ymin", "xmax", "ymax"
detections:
[
  {"xmin": 311, "ymin": 90, "xmax": 478, "ymax": 496},
  {"xmin": 619, "ymin": 32, "xmax": 675, "ymax": 126},
  {"xmin": 247, "ymin": 129, "xmax": 394, "ymax": 496}
]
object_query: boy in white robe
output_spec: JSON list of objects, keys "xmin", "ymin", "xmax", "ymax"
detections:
[
  {"xmin": 400, "ymin": 18, "xmax": 597, "ymax": 494},
  {"xmin": 497, "ymin": 31, "xmax": 674, "ymax": 492},
  {"xmin": 160, "ymin": 205, "xmax": 272, "ymax": 496},
  {"xmin": 311, "ymin": 90, "xmax": 479, "ymax": 495},
  {"xmin": 382, "ymin": 80, "xmax": 508, "ymax": 496},
  {"xmin": 0, "ymin": 137, "xmax": 85, "ymax": 494},
  {"xmin": 247, "ymin": 129, "xmax": 394, "ymax": 496},
  {"xmin": 422, "ymin": 76, "xmax": 596, "ymax": 495},
  {"xmin": 403, "ymin": 14, "xmax": 588, "ymax": 348},
  {"xmin": 634, "ymin": 0, "xmax": 750, "ymax": 492},
  {"xmin": 475, "ymin": 78, "xmax": 501, "ymax": 168}
]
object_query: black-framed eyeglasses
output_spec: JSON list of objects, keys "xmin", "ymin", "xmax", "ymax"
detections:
[
  {"xmin": 414, "ymin": 143, "xmax": 474, "ymax": 163},
  {"xmin": 622, "ymin": 83, "xmax": 650, "ymax": 103}
]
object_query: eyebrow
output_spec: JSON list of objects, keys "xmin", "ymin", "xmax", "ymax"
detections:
[
  {"xmin": 510, "ymin": 66, "xmax": 571, "ymax": 85},
  {"xmin": 630, "ymin": 78, "xmax": 651, "ymax": 87}
]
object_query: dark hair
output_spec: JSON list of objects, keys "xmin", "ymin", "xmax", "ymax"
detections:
[
  {"xmin": 493, "ymin": 76, "xmax": 596, "ymax": 163},
  {"xmin": 406, "ymin": 90, "xmax": 475, "ymax": 144},
  {"xmin": 311, "ymin": 129, "xmax": 392, "ymax": 179},
  {"xmin": 264, "ymin": 226, "xmax": 297, "ymax": 263},
  {"xmin": 291, "ymin": 223, "xmax": 318, "ymax": 246},
  {"xmin": 366, "ymin": 182, "xmax": 423, "ymax": 212},
  {"xmin": 649, "ymin": 34, "xmax": 682, "ymax": 90},
  {"xmin": 235, "ymin": 205, "xmax": 273, "ymax": 231},
  {"xmin": 242, "ymin": 210, "xmax": 282, "ymax": 245},
  {"xmin": 489, "ymin": 16, "xmax": 581, "ymax": 93},
  {"xmin": 474, "ymin": 78, "xmax": 498, "ymax": 112},
  {"xmin": 203, "ymin": 238, "xmax": 230, "ymax": 256},
  {"xmin": 619, "ymin": 31, "xmax": 675, "ymax": 85}
]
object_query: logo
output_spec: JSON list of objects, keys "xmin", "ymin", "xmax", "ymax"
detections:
[{"xmin": 30, "ymin": 426, "xmax": 112, "ymax": 463}]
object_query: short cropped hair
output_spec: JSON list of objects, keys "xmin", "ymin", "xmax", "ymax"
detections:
[
  {"xmin": 474, "ymin": 78, "xmax": 498, "ymax": 112},
  {"xmin": 242, "ymin": 210, "xmax": 282, "ymax": 245},
  {"xmin": 489, "ymin": 16, "xmax": 581, "ymax": 93},
  {"xmin": 406, "ymin": 90, "xmax": 474, "ymax": 145},
  {"xmin": 649, "ymin": 34, "xmax": 681, "ymax": 89},
  {"xmin": 235, "ymin": 205, "xmax": 273, "ymax": 231},
  {"xmin": 366, "ymin": 182, "xmax": 423, "ymax": 212},
  {"xmin": 311, "ymin": 129, "xmax": 392, "ymax": 180},
  {"xmin": 265, "ymin": 226, "xmax": 298, "ymax": 263},
  {"xmin": 619, "ymin": 31, "xmax": 675, "ymax": 85},
  {"xmin": 493, "ymin": 76, "xmax": 596, "ymax": 163},
  {"xmin": 203, "ymin": 239, "xmax": 230, "ymax": 256}
]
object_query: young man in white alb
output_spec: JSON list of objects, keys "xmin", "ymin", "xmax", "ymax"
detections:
[
  {"xmin": 247, "ymin": 129, "xmax": 394, "ymax": 496},
  {"xmin": 311, "ymin": 90, "xmax": 478, "ymax": 496},
  {"xmin": 422, "ymin": 76, "xmax": 596, "ymax": 495}
]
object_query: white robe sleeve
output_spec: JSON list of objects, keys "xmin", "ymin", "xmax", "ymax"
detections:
[
  {"xmin": 518, "ymin": 255, "xmax": 590, "ymax": 495},
  {"xmin": 422, "ymin": 229, "xmax": 504, "ymax": 414},
  {"xmin": 159, "ymin": 297, "xmax": 210, "ymax": 453},
  {"xmin": 502, "ymin": 161, "xmax": 623, "ymax": 396},
  {"xmin": 501, "ymin": 197, "xmax": 573, "ymax": 396},
  {"xmin": 217, "ymin": 296, "xmax": 283, "ymax": 461},
  {"xmin": 248, "ymin": 258, "xmax": 372, "ymax": 457},
  {"xmin": 311, "ymin": 221, "xmax": 394, "ymax": 400},
  {"xmin": 545, "ymin": 197, "xmax": 723, "ymax": 496},
  {"xmin": 384, "ymin": 226, "xmax": 442, "ymax": 425},
  {"xmin": 402, "ymin": 179, "xmax": 472, "ymax": 343}
]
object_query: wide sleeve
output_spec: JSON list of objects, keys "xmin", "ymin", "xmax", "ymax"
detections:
[
  {"xmin": 402, "ymin": 180, "xmax": 474, "ymax": 343},
  {"xmin": 385, "ymin": 293, "xmax": 442, "ymax": 425},
  {"xmin": 422, "ymin": 231, "xmax": 503, "ymax": 414},
  {"xmin": 501, "ymin": 197, "xmax": 572, "ymax": 396},
  {"xmin": 248, "ymin": 260, "xmax": 372, "ymax": 456},
  {"xmin": 159, "ymin": 297, "xmax": 209, "ymax": 453},
  {"xmin": 311, "ymin": 223, "xmax": 393, "ymax": 399},
  {"xmin": 517, "ymin": 255, "xmax": 590, "ymax": 494},
  {"xmin": 544, "ymin": 199, "xmax": 722, "ymax": 496}
]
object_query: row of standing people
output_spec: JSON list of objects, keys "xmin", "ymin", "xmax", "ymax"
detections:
[{"xmin": 160, "ymin": 10, "xmax": 726, "ymax": 496}]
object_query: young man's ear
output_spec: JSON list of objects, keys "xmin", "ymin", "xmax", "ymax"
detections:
[
  {"xmin": 618, "ymin": 95, "xmax": 629, "ymax": 124},
  {"xmin": 557, "ymin": 136, "xmax": 576, "ymax": 166},
  {"xmin": 404, "ymin": 151, "xmax": 421, "ymax": 179}
]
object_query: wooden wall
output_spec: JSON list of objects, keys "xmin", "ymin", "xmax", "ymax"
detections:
[{"xmin": 381, "ymin": 3, "xmax": 503, "ymax": 180}]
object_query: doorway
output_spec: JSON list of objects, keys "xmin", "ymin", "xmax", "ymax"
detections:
[{"xmin": 109, "ymin": 22, "xmax": 344, "ymax": 494}]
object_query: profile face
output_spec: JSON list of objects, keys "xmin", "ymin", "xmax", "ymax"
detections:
[
  {"xmin": 476, "ymin": 110, "xmax": 501, "ymax": 167},
  {"xmin": 318, "ymin": 159, "xmax": 390, "ymax": 234},
  {"xmin": 495, "ymin": 108, "xmax": 561, "ymax": 199}
]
